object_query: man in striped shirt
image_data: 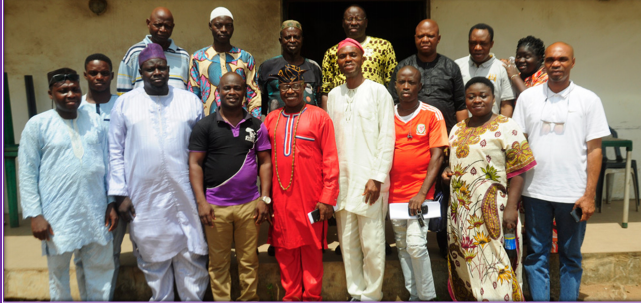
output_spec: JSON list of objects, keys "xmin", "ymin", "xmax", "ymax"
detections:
[{"xmin": 116, "ymin": 7, "xmax": 190, "ymax": 95}]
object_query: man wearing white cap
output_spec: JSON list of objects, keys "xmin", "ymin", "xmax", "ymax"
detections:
[
  {"xmin": 188, "ymin": 7, "xmax": 262, "ymax": 118},
  {"xmin": 116, "ymin": 7, "xmax": 190, "ymax": 95}
]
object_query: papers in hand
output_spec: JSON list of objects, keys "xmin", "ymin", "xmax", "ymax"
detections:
[{"xmin": 389, "ymin": 201, "xmax": 441, "ymax": 220}]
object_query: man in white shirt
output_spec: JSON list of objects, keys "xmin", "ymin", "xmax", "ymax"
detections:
[
  {"xmin": 78, "ymin": 53, "xmax": 121, "ymax": 300},
  {"xmin": 512, "ymin": 42, "xmax": 610, "ymax": 301},
  {"xmin": 455, "ymin": 23, "xmax": 515, "ymax": 117},
  {"xmin": 327, "ymin": 38, "xmax": 395, "ymax": 301},
  {"xmin": 108, "ymin": 43, "xmax": 208, "ymax": 301}
]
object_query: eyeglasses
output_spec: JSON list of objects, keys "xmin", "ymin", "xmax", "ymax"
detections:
[
  {"xmin": 279, "ymin": 82, "xmax": 304, "ymax": 92},
  {"xmin": 344, "ymin": 17, "xmax": 366, "ymax": 22},
  {"xmin": 49, "ymin": 74, "xmax": 79, "ymax": 87}
]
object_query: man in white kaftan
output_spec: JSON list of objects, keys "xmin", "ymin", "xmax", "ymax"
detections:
[
  {"xmin": 19, "ymin": 68, "xmax": 117, "ymax": 301},
  {"xmin": 108, "ymin": 43, "xmax": 208, "ymax": 301},
  {"xmin": 326, "ymin": 38, "xmax": 395, "ymax": 301}
]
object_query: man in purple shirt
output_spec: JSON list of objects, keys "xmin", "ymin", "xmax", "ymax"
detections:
[{"xmin": 188, "ymin": 72, "xmax": 272, "ymax": 301}]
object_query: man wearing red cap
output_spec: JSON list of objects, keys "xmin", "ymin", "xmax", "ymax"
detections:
[
  {"xmin": 327, "ymin": 39, "xmax": 395, "ymax": 301},
  {"xmin": 265, "ymin": 64, "xmax": 340, "ymax": 301},
  {"xmin": 321, "ymin": 5, "xmax": 397, "ymax": 110},
  {"xmin": 109, "ymin": 43, "xmax": 209, "ymax": 301}
]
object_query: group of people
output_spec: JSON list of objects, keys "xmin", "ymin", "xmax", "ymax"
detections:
[{"xmin": 18, "ymin": 4, "xmax": 610, "ymax": 302}]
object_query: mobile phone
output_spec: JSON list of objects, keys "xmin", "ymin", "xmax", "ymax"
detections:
[
  {"xmin": 308, "ymin": 209, "xmax": 321, "ymax": 224},
  {"xmin": 408, "ymin": 204, "xmax": 429, "ymax": 216},
  {"xmin": 570, "ymin": 207, "xmax": 582, "ymax": 222}
]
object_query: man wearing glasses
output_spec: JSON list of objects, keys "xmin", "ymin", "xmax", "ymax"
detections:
[
  {"xmin": 19, "ymin": 68, "xmax": 118, "ymax": 300},
  {"xmin": 320, "ymin": 5, "xmax": 398, "ymax": 110},
  {"xmin": 116, "ymin": 7, "xmax": 190, "ymax": 95},
  {"xmin": 258, "ymin": 20, "xmax": 322, "ymax": 115},
  {"xmin": 512, "ymin": 42, "xmax": 610, "ymax": 301},
  {"xmin": 264, "ymin": 64, "xmax": 339, "ymax": 301}
]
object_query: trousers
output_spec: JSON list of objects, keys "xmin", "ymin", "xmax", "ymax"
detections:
[
  {"xmin": 204, "ymin": 200, "xmax": 260, "ymax": 301},
  {"xmin": 48, "ymin": 241, "xmax": 114, "ymax": 301},
  {"xmin": 275, "ymin": 245, "xmax": 324, "ymax": 301},
  {"xmin": 391, "ymin": 219, "xmax": 436, "ymax": 301},
  {"xmin": 522, "ymin": 196, "xmax": 586, "ymax": 301},
  {"xmin": 335, "ymin": 208, "xmax": 385, "ymax": 301},
  {"xmin": 136, "ymin": 247, "xmax": 209, "ymax": 301}
]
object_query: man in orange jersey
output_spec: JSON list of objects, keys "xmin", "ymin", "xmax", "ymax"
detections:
[{"xmin": 388, "ymin": 65, "xmax": 447, "ymax": 301}]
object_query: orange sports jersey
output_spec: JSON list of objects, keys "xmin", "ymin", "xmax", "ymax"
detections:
[{"xmin": 389, "ymin": 102, "xmax": 449, "ymax": 203}]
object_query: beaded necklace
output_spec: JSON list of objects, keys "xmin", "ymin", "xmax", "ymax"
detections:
[{"xmin": 273, "ymin": 104, "xmax": 306, "ymax": 191}]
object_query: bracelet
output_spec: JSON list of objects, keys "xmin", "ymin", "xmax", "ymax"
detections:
[{"xmin": 510, "ymin": 74, "xmax": 519, "ymax": 80}]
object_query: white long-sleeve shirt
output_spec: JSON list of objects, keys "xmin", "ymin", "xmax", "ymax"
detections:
[
  {"xmin": 327, "ymin": 79, "xmax": 395, "ymax": 218},
  {"xmin": 108, "ymin": 86, "xmax": 207, "ymax": 263},
  {"xmin": 19, "ymin": 109, "xmax": 113, "ymax": 255}
]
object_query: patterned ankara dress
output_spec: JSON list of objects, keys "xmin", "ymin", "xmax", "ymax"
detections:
[{"xmin": 446, "ymin": 115, "xmax": 536, "ymax": 301}]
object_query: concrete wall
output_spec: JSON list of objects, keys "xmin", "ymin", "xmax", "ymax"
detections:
[
  {"xmin": 4, "ymin": 0, "xmax": 640, "ymax": 202},
  {"xmin": 4, "ymin": 0, "xmax": 281, "ymax": 143},
  {"xmin": 432, "ymin": 0, "xmax": 641, "ymax": 198}
]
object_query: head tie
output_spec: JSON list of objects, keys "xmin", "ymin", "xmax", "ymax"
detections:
[
  {"xmin": 270, "ymin": 64, "xmax": 307, "ymax": 83},
  {"xmin": 337, "ymin": 38, "xmax": 364, "ymax": 54},
  {"xmin": 138, "ymin": 43, "xmax": 167, "ymax": 67}
]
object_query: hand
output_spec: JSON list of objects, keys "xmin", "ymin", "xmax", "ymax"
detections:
[
  {"xmin": 442, "ymin": 167, "xmax": 453, "ymax": 181},
  {"xmin": 316, "ymin": 202, "xmax": 334, "ymax": 221},
  {"xmin": 105, "ymin": 202, "xmax": 119, "ymax": 232},
  {"xmin": 254, "ymin": 198, "xmax": 272, "ymax": 225},
  {"xmin": 30, "ymin": 215, "xmax": 54, "ymax": 241},
  {"xmin": 408, "ymin": 193, "xmax": 426, "ymax": 216},
  {"xmin": 573, "ymin": 195, "xmax": 595, "ymax": 222},
  {"xmin": 501, "ymin": 60, "xmax": 520, "ymax": 79},
  {"xmin": 363, "ymin": 179, "xmax": 382, "ymax": 205},
  {"xmin": 197, "ymin": 200, "xmax": 215, "ymax": 228},
  {"xmin": 502, "ymin": 204, "xmax": 519, "ymax": 231},
  {"xmin": 117, "ymin": 197, "xmax": 136, "ymax": 223}
]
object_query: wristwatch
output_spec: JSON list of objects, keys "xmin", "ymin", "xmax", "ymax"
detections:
[{"xmin": 261, "ymin": 196, "xmax": 272, "ymax": 205}]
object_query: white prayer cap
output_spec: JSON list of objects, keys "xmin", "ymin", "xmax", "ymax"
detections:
[{"xmin": 210, "ymin": 7, "xmax": 233, "ymax": 22}]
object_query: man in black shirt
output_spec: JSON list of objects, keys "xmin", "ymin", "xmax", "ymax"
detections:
[{"xmin": 388, "ymin": 19, "xmax": 467, "ymax": 133}]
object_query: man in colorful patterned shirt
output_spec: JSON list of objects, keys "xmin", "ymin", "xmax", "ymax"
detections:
[
  {"xmin": 258, "ymin": 20, "xmax": 322, "ymax": 115},
  {"xmin": 320, "ymin": 5, "xmax": 397, "ymax": 109},
  {"xmin": 116, "ymin": 7, "xmax": 190, "ymax": 95},
  {"xmin": 188, "ymin": 7, "xmax": 262, "ymax": 118}
]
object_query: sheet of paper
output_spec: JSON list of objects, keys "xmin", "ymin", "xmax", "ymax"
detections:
[{"xmin": 388, "ymin": 201, "xmax": 441, "ymax": 220}]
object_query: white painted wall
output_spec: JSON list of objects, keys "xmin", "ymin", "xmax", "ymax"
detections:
[{"xmin": 432, "ymin": 0, "xmax": 641, "ymax": 199}]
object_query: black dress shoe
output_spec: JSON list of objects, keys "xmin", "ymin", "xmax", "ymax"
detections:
[
  {"xmin": 335, "ymin": 244, "xmax": 342, "ymax": 255},
  {"xmin": 268, "ymin": 245, "xmax": 275, "ymax": 256}
]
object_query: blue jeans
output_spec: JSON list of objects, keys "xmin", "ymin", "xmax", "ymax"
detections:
[{"xmin": 522, "ymin": 196, "xmax": 586, "ymax": 301}]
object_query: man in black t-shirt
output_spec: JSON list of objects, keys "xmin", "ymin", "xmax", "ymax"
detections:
[
  {"xmin": 387, "ymin": 19, "xmax": 467, "ymax": 134},
  {"xmin": 188, "ymin": 72, "xmax": 272, "ymax": 301}
]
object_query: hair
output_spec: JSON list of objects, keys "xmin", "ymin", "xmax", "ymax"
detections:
[
  {"xmin": 47, "ymin": 68, "xmax": 77, "ymax": 87},
  {"xmin": 84, "ymin": 53, "xmax": 113, "ymax": 71},
  {"xmin": 516, "ymin": 35, "xmax": 545, "ymax": 60},
  {"xmin": 468, "ymin": 23, "xmax": 494, "ymax": 41},
  {"xmin": 465, "ymin": 76, "xmax": 494, "ymax": 96},
  {"xmin": 344, "ymin": 4, "xmax": 367, "ymax": 19}
]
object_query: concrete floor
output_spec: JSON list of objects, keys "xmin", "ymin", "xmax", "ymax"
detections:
[{"xmin": 4, "ymin": 198, "xmax": 640, "ymax": 300}]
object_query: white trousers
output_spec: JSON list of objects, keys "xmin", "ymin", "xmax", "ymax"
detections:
[
  {"xmin": 136, "ymin": 248, "xmax": 208, "ymax": 301},
  {"xmin": 391, "ymin": 219, "xmax": 436, "ymax": 301},
  {"xmin": 335, "ymin": 208, "xmax": 386, "ymax": 301},
  {"xmin": 48, "ymin": 241, "xmax": 114, "ymax": 301}
]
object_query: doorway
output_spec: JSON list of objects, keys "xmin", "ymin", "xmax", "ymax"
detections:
[{"xmin": 282, "ymin": 0, "xmax": 429, "ymax": 65}]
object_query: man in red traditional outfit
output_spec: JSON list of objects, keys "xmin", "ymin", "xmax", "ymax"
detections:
[{"xmin": 264, "ymin": 64, "xmax": 340, "ymax": 301}]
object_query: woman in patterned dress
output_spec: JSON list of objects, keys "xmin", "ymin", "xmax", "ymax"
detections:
[{"xmin": 443, "ymin": 77, "xmax": 536, "ymax": 301}]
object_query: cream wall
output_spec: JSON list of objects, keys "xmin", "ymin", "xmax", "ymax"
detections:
[
  {"xmin": 432, "ymin": 0, "xmax": 641, "ymax": 199},
  {"xmin": 4, "ymin": 0, "xmax": 640, "ymax": 202},
  {"xmin": 4, "ymin": 0, "xmax": 281, "ymax": 143}
]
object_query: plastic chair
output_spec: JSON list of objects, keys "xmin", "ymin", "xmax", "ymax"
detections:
[{"xmin": 602, "ymin": 127, "xmax": 639, "ymax": 211}]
